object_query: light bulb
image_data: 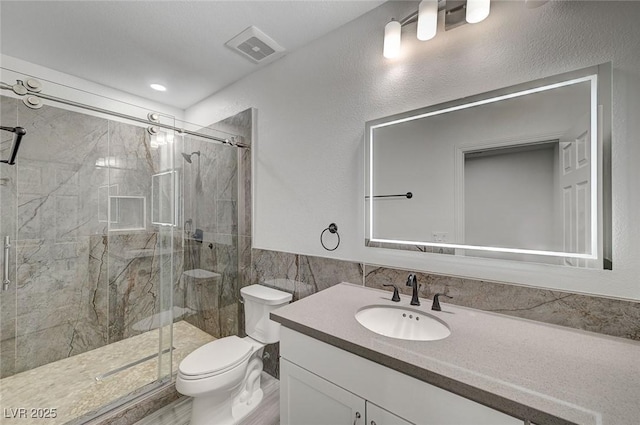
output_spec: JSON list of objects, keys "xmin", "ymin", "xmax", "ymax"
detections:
[
  {"xmin": 150, "ymin": 83, "xmax": 167, "ymax": 92},
  {"xmin": 383, "ymin": 20, "xmax": 402, "ymax": 59},
  {"xmin": 417, "ymin": 0, "xmax": 438, "ymax": 41},
  {"xmin": 466, "ymin": 0, "xmax": 490, "ymax": 24}
]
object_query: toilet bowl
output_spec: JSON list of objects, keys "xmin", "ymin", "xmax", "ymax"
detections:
[{"xmin": 176, "ymin": 284, "xmax": 292, "ymax": 425}]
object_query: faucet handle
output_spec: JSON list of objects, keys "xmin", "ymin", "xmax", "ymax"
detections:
[
  {"xmin": 382, "ymin": 284, "xmax": 401, "ymax": 302},
  {"xmin": 431, "ymin": 293, "xmax": 453, "ymax": 311}
]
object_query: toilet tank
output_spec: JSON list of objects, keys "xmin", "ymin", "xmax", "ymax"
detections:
[{"xmin": 241, "ymin": 284, "xmax": 292, "ymax": 344}]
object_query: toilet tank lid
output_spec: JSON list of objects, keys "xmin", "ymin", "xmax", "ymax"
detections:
[{"xmin": 241, "ymin": 284, "xmax": 293, "ymax": 305}]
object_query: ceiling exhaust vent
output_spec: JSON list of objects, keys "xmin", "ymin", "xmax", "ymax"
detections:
[{"xmin": 225, "ymin": 26, "xmax": 286, "ymax": 64}]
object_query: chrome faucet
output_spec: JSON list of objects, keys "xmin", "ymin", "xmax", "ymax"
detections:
[{"xmin": 406, "ymin": 274, "xmax": 420, "ymax": 306}]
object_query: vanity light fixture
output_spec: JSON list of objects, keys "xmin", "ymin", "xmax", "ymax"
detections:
[
  {"xmin": 465, "ymin": 0, "xmax": 490, "ymax": 24},
  {"xmin": 383, "ymin": 0, "xmax": 491, "ymax": 59},
  {"xmin": 417, "ymin": 0, "xmax": 438, "ymax": 41},
  {"xmin": 383, "ymin": 19, "xmax": 402, "ymax": 58}
]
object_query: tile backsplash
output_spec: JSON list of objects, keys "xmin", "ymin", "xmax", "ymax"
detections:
[{"xmin": 251, "ymin": 247, "xmax": 640, "ymax": 378}]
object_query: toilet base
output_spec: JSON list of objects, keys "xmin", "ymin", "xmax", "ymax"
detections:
[
  {"xmin": 232, "ymin": 388, "xmax": 264, "ymax": 422},
  {"xmin": 185, "ymin": 354, "xmax": 265, "ymax": 425},
  {"xmin": 190, "ymin": 385, "xmax": 240, "ymax": 425},
  {"xmin": 188, "ymin": 386, "xmax": 264, "ymax": 425}
]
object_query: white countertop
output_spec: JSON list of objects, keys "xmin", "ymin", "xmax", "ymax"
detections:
[{"xmin": 271, "ymin": 283, "xmax": 640, "ymax": 425}]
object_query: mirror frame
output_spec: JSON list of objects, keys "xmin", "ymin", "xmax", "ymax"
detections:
[{"xmin": 365, "ymin": 63, "xmax": 612, "ymax": 269}]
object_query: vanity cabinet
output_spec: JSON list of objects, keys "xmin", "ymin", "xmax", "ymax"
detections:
[
  {"xmin": 280, "ymin": 327, "xmax": 523, "ymax": 425},
  {"xmin": 281, "ymin": 359, "xmax": 413, "ymax": 425}
]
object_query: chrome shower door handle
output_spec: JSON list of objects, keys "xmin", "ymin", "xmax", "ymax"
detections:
[{"xmin": 3, "ymin": 236, "xmax": 10, "ymax": 290}]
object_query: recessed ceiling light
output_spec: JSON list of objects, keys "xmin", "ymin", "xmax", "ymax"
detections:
[{"xmin": 150, "ymin": 83, "xmax": 167, "ymax": 92}]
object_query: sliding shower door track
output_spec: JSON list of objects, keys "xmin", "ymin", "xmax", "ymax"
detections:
[{"xmin": 95, "ymin": 347, "xmax": 175, "ymax": 381}]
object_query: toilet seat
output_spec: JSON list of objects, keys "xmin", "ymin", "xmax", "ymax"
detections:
[{"xmin": 179, "ymin": 336, "xmax": 253, "ymax": 380}]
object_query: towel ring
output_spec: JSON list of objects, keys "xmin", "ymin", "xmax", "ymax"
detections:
[{"xmin": 320, "ymin": 223, "xmax": 340, "ymax": 251}]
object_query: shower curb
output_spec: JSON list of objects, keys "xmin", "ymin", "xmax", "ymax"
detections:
[{"xmin": 79, "ymin": 381, "xmax": 183, "ymax": 425}]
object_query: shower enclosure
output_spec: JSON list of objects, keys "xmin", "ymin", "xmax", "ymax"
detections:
[{"xmin": 0, "ymin": 74, "xmax": 250, "ymax": 424}]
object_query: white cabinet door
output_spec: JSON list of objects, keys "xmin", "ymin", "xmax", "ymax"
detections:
[
  {"xmin": 282, "ymin": 328, "xmax": 523, "ymax": 425},
  {"xmin": 281, "ymin": 358, "xmax": 366, "ymax": 425},
  {"xmin": 366, "ymin": 401, "xmax": 414, "ymax": 425}
]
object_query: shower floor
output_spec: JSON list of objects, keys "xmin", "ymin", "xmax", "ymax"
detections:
[{"xmin": 0, "ymin": 321, "xmax": 214, "ymax": 425}]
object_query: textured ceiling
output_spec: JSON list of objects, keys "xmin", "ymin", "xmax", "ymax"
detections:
[{"xmin": 0, "ymin": 1, "xmax": 384, "ymax": 109}]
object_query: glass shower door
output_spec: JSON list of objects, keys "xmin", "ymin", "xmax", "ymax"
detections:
[
  {"xmin": 0, "ymin": 95, "xmax": 19, "ymax": 380},
  {"xmin": 0, "ymin": 92, "xmax": 177, "ymax": 424}
]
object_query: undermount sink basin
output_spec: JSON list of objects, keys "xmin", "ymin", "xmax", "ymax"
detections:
[{"xmin": 355, "ymin": 305, "xmax": 451, "ymax": 341}]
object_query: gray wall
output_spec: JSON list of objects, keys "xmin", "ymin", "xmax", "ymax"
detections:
[{"xmin": 187, "ymin": 0, "xmax": 640, "ymax": 300}]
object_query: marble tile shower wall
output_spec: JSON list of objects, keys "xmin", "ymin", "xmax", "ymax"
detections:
[
  {"xmin": 251, "ymin": 248, "xmax": 640, "ymax": 378},
  {"xmin": 0, "ymin": 96, "xmax": 175, "ymax": 378},
  {"xmin": 180, "ymin": 135, "xmax": 238, "ymax": 339},
  {"xmin": 177, "ymin": 109, "xmax": 253, "ymax": 340}
]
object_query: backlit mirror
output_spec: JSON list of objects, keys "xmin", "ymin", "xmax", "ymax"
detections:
[{"xmin": 365, "ymin": 64, "xmax": 611, "ymax": 268}]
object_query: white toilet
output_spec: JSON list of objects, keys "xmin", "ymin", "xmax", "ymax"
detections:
[{"xmin": 176, "ymin": 284, "xmax": 292, "ymax": 425}]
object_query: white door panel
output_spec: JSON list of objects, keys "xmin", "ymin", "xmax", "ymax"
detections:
[{"xmin": 559, "ymin": 114, "xmax": 591, "ymax": 267}]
